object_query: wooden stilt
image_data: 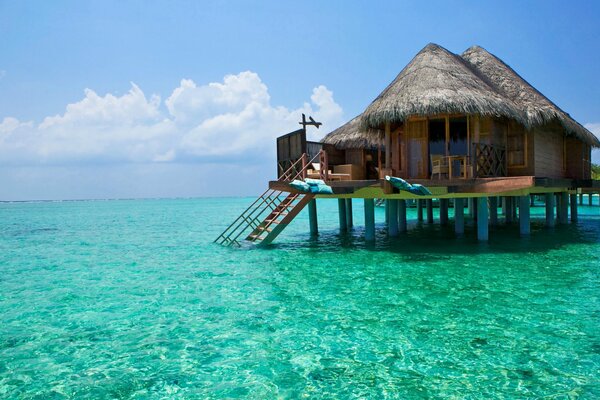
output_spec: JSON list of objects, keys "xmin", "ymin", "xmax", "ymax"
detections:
[
  {"xmin": 589, "ymin": 194, "xmax": 593, "ymax": 206},
  {"xmin": 398, "ymin": 199, "xmax": 407, "ymax": 232},
  {"xmin": 338, "ymin": 199, "xmax": 347, "ymax": 232},
  {"xmin": 489, "ymin": 197, "xmax": 498, "ymax": 226},
  {"xmin": 512, "ymin": 197, "xmax": 518, "ymax": 221},
  {"xmin": 455, "ymin": 198, "xmax": 464, "ymax": 234},
  {"xmin": 439, "ymin": 199, "xmax": 449, "ymax": 225},
  {"xmin": 364, "ymin": 199, "xmax": 375, "ymax": 241},
  {"xmin": 388, "ymin": 199, "xmax": 399, "ymax": 237},
  {"xmin": 545, "ymin": 193, "xmax": 555, "ymax": 227},
  {"xmin": 308, "ymin": 199, "xmax": 318, "ymax": 236},
  {"xmin": 559, "ymin": 192, "xmax": 568, "ymax": 224},
  {"xmin": 468, "ymin": 198, "xmax": 474, "ymax": 219},
  {"xmin": 570, "ymin": 194, "xmax": 578, "ymax": 223},
  {"xmin": 501, "ymin": 196, "xmax": 507, "ymax": 215},
  {"xmin": 505, "ymin": 197, "xmax": 513, "ymax": 223},
  {"xmin": 477, "ymin": 196, "xmax": 488, "ymax": 241},
  {"xmin": 519, "ymin": 195, "xmax": 530, "ymax": 236},
  {"xmin": 426, "ymin": 199, "xmax": 434, "ymax": 224},
  {"xmin": 417, "ymin": 199, "xmax": 423, "ymax": 221},
  {"xmin": 385, "ymin": 200, "xmax": 389, "ymax": 224},
  {"xmin": 579, "ymin": 193, "xmax": 583, "ymax": 205},
  {"xmin": 345, "ymin": 198, "xmax": 353, "ymax": 228}
]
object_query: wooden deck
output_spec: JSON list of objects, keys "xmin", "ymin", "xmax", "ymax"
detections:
[{"xmin": 269, "ymin": 177, "xmax": 600, "ymax": 199}]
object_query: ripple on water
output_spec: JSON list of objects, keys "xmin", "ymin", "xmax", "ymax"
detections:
[{"xmin": 0, "ymin": 198, "xmax": 599, "ymax": 398}]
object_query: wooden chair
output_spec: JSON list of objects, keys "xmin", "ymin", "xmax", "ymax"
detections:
[{"xmin": 430, "ymin": 154, "xmax": 449, "ymax": 179}]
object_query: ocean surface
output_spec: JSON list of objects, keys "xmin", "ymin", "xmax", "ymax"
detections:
[{"xmin": 1, "ymin": 197, "xmax": 599, "ymax": 399}]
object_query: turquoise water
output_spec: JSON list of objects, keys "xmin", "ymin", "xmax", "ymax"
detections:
[{"xmin": 1, "ymin": 197, "xmax": 599, "ymax": 399}]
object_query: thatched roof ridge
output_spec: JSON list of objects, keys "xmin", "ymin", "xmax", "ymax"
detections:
[
  {"xmin": 321, "ymin": 115, "xmax": 382, "ymax": 149},
  {"xmin": 461, "ymin": 45, "xmax": 599, "ymax": 146},
  {"xmin": 360, "ymin": 43, "xmax": 525, "ymax": 130}
]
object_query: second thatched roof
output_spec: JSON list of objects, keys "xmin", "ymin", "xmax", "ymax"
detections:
[{"xmin": 461, "ymin": 45, "xmax": 599, "ymax": 146}]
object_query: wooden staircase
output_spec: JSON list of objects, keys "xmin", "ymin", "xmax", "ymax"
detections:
[{"xmin": 214, "ymin": 151, "xmax": 326, "ymax": 247}]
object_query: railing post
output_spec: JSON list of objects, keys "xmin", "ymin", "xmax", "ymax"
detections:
[
  {"xmin": 321, "ymin": 150, "xmax": 329, "ymax": 181},
  {"xmin": 301, "ymin": 153, "xmax": 308, "ymax": 180}
]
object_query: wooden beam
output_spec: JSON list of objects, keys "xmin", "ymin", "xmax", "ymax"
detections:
[
  {"xmin": 398, "ymin": 199, "xmax": 407, "ymax": 232},
  {"xmin": 388, "ymin": 199, "xmax": 399, "ymax": 237},
  {"xmin": 364, "ymin": 199, "xmax": 375, "ymax": 241},
  {"xmin": 545, "ymin": 193, "xmax": 555, "ymax": 227},
  {"xmin": 385, "ymin": 122, "xmax": 391, "ymax": 170},
  {"xmin": 426, "ymin": 199, "xmax": 434, "ymax": 224},
  {"xmin": 519, "ymin": 195, "xmax": 530, "ymax": 236},
  {"xmin": 308, "ymin": 199, "xmax": 318, "ymax": 236},
  {"xmin": 338, "ymin": 199, "xmax": 347, "ymax": 231},
  {"xmin": 477, "ymin": 196, "xmax": 488, "ymax": 241},
  {"xmin": 345, "ymin": 199, "xmax": 353, "ymax": 228},
  {"xmin": 455, "ymin": 198, "xmax": 465, "ymax": 234}
]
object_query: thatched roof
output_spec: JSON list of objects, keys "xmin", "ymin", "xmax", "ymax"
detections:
[
  {"xmin": 461, "ymin": 45, "xmax": 599, "ymax": 146},
  {"xmin": 321, "ymin": 115, "xmax": 382, "ymax": 149},
  {"xmin": 360, "ymin": 43, "xmax": 523, "ymax": 130},
  {"xmin": 355, "ymin": 43, "xmax": 599, "ymax": 147}
]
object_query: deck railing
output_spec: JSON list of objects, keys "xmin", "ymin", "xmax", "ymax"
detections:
[
  {"xmin": 278, "ymin": 150, "xmax": 329, "ymax": 182},
  {"xmin": 472, "ymin": 143, "xmax": 507, "ymax": 178}
]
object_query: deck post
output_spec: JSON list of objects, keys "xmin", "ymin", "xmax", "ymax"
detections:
[
  {"xmin": 338, "ymin": 199, "xmax": 347, "ymax": 232},
  {"xmin": 364, "ymin": 198, "xmax": 375, "ymax": 241},
  {"xmin": 519, "ymin": 195, "xmax": 530, "ymax": 236},
  {"xmin": 505, "ymin": 197, "xmax": 513, "ymax": 223},
  {"xmin": 589, "ymin": 194, "xmax": 593, "ymax": 206},
  {"xmin": 477, "ymin": 196, "xmax": 489, "ymax": 241},
  {"xmin": 512, "ymin": 197, "xmax": 518, "ymax": 221},
  {"xmin": 454, "ymin": 198, "xmax": 465, "ymax": 234},
  {"xmin": 439, "ymin": 199, "xmax": 449, "ymax": 225},
  {"xmin": 545, "ymin": 193, "xmax": 555, "ymax": 227},
  {"xmin": 385, "ymin": 200, "xmax": 389, "ymax": 224},
  {"xmin": 579, "ymin": 193, "xmax": 583, "ymax": 205},
  {"xmin": 398, "ymin": 199, "xmax": 407, "ymax": 232},
  {"xmin": 489, "ymin": 197, "xmax": 498, "ymax": 226},
  {"xmin": 345, "ymin": 199, "xmax": 353, "ymax": 228},
  {"xmin": 388, "ymin": 199, "xmax": 399, "ymax": 237},
  {"xmin": 308, "ymin": 199, "xmax": 318, "ymax": 236},
  {"xmin": 570, "ymin": 194, "xmax": 578, "ymax": 223},
  {"xmin": 501, "ymin": 196, "xmax": 506, "ymax": 215},
  {"xmin": 468, "ymin": 198, "xmax": 474, "ymax": 219},
  {"xmin": 559, "ymin": 192, "xmax": 568, "ymax": 224},
  {"xmin": 426, "ymin": 199, "xmax": 434, "ymax": 224},
  {"xmin": 417, "ymin": 199, "xmax": 423, "ymax": 221}
]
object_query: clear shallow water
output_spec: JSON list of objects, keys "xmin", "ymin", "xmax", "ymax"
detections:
[{"xmin": 1, "ymin": 197, "xmax": 599, "ymax": 399}]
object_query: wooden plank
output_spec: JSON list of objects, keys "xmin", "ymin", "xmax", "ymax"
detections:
[{"xmin": 457, "ymin": 176, "xmax": 535, "ymax": 193}]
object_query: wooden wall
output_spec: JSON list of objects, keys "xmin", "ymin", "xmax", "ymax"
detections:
[
  {"xmin": 345, "ymin": 149, "xmax": 365, "ymax": 166},
  {"xmin": 533, "ymin": 122, "xmax": 565, "ymax": 178},
  {"xmin": 565, "ymin": 137, "xmax": 591, "ymax": 179}
]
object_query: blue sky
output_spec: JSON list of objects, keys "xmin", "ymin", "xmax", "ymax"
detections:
[{"xmin": 1, "ymin": 0, "xmax": 599, "ymax": 200}]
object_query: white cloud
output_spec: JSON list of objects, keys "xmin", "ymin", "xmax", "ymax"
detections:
[
  {"xmin": 0, "ymin": 72, "xmax": 343, "ymax": 165},
  {"xmin": 585, "ymin": 123, "xmax": 600, "ymax": 164}
]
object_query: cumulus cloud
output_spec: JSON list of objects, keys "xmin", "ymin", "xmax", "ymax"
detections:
[{"xmin": 0, "ymin": 72, "xmax": 343, "ymax": 165}]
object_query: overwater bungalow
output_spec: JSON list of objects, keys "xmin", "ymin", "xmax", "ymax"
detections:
[{"xmin": 216, "ymin": 44, "xmax": 599, "ymax": 246}]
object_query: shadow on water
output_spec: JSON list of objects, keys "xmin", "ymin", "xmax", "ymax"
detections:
[{"xmin": 259, "ymin": 216, "xmax": 600, "ymax": 257}]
